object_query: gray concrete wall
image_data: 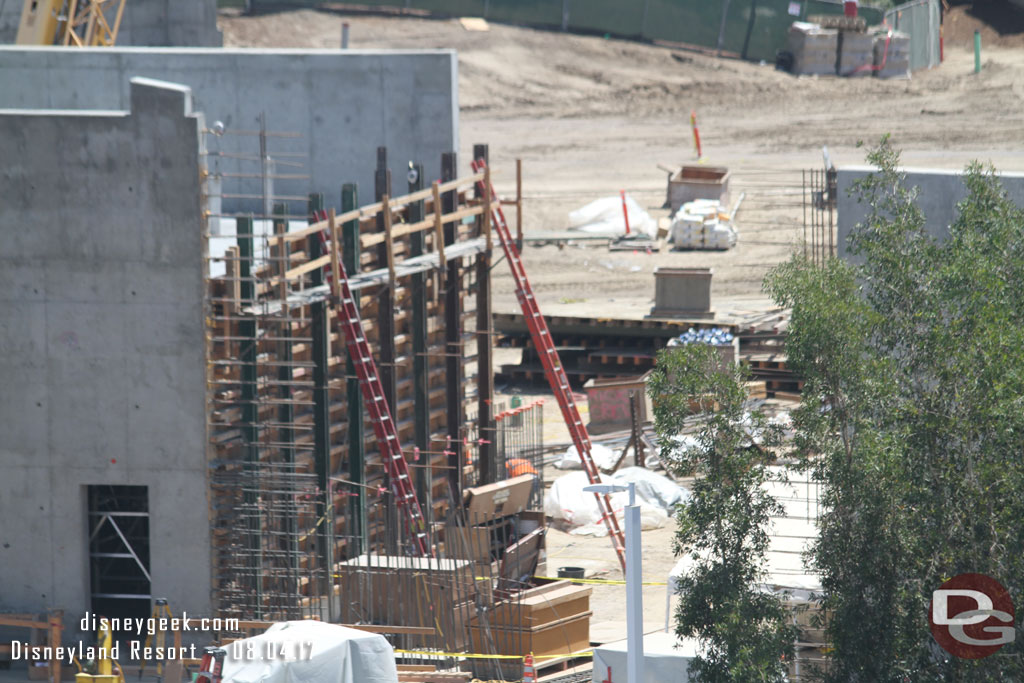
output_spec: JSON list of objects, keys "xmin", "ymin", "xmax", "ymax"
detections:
[
  {"xmin": 837, "ymin": 165, "xmax": 1024, "ymax": 259},
  {"xmin": 0, "ymin": 79, "xmax": 211, "ymax": 636},
  {"xmin": 0, "ymin": 47, "xmax": 459, "ymax": 216},
  {"xmin": 0, "ymin": 0, "xmax": 221, "ymax": 47}
]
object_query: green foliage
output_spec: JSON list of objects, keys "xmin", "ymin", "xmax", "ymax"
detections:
[
  {"xmin": 650, "ymin": 344, "xmax": 796, "ymax": 682},
  {"xmin": 765, "ymin": 138, "xmax": 1024, "ymax": 680}
]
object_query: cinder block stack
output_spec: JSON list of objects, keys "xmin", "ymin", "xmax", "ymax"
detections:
[
  {"xmin": 874, "ymin": 30, "xmax": 911, "ymax": 78},
  {"xmin": 837, "ymin": 30, "xmax": 874, "ymax": 77},
  {"xmin": 788, "ymin": 22, "xmax": 839, "ymax": 75}
]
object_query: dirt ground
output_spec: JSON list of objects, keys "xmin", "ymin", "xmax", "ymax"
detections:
[{"xmin": 219, "ymin": 7, "xmax": 1024, "ymax": 643}]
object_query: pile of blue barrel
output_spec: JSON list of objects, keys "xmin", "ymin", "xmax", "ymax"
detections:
[{"xmin": 666, "ymin": 326, "xmax": 734, "ymax": 347}]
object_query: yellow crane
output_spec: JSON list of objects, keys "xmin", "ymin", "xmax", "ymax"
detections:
[{"xmin": 15, "ymin": 0, "xmax": 127, "ymax": 46}]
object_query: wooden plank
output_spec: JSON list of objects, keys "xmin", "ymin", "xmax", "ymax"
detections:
[
  {"xmin": 328, "ymin": 209, "xmax": 341, "ymax": 297},
  {"xmin": 397, "ymin": 673, "xmax": 471, "ymax": 683},
  {"xmin": 383, "ymin": 193, "xmax": 396, "ymax": 286},
  {"xmin": 432, "ymin": 182, "xmax": 445, "ymax": 268},
  {"xmin": 270, "ymin": 173, "xmax": 485, "ymax": 246}
]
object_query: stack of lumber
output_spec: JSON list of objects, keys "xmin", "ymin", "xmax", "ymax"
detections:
[{"xmin": 470, "ymin": 580, "xmax": 591, "ymax": 658}]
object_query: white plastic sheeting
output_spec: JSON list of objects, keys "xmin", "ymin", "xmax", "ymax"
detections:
[
  {"xmin": 544, "ymin": 469, "xmax": 690, "ymax": 536},
  {"xmin": 663, "ymin": 466, "xmax": 823, "ymax": 629},
  {"xmin": 221, "ymin": 620, "xmax": 399, "ymax": 683},
  {"xmin": 556, "ymin": 443, "xmax": 618, "ymax": 470},
  {"xmin": 568, "ymin": 194, "xmax": 657, "ymax": 236}
]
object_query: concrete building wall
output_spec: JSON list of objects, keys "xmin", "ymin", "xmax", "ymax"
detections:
[
  {"xmin": 0, "ymin": 0, "xmax": 221, "ymax": 47},
  {"xmin": 837, "ymin": 165, "xmax": 1024, "ymax": 259},
  {"xmin": 0, "ymin": 79, "xmax": 211, "ymax": 635},
  {"xmin": 0, "ymin": 47, "xmax": 459, "ymax": 215}
]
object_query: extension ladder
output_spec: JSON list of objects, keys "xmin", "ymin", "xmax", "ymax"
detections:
[
  {"xmin": 314, "ymin": 210, "xmax": 432, "ymax": 557},
  {"xmin": 471, "ymin": 160, "xmax": 627, "ymax": 571}
]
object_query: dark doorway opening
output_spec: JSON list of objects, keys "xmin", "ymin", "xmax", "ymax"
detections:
[{"xmin": 88, "ymin": 485, "xmax": 151, "ymax": 636}]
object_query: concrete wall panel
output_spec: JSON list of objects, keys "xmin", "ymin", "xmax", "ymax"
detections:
[
  {"xmin": 837, "ymin": 165, "xmax": 1024, "ymax": 259},
  {"xmin": 0, "ymin": 47, "xmax": 459, "ymax": 214},
  {"xmin": 0, "ymin": 79, "xmax": 212, "ymax": 629}
]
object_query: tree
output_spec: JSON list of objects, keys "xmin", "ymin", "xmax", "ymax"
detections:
[
  {"xmin": 765, "ymin": 138, "xmax": 1024, "ymax": 680},
  {"xmin": 650, "ymin": 343, "xmax": 796, "ymax": 682}
]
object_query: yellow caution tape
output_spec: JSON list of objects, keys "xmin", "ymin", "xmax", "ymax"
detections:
[{"xmin": 393, "ymin": 649, "xmax": 593, "ymax": 661}]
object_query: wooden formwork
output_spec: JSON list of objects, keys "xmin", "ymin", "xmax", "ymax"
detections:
[{"xmin": 205, "ymin": 156, "xmax": 500, "ymax": 621}]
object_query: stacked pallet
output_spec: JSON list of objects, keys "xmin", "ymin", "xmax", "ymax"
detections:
[
  {"xmin": 874, "ymin": 30, "xmax": 911, "ymax": 78},
  {"xmin": 837, "ymin": 30, "xmax": 874, "ymax": 77},
  {"xmin": 788, "ymin": 22, "xmax": 839, "ymax": 76},
  {"xmin": 496, "ymin": 312, "xmax": 739, "ymax": 384},
  {"xmin": 745, "ymin": 353, "xmax": 803, "ymax": 397}
]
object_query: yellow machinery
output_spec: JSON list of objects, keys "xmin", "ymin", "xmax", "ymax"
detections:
[
  {"xmin": 73, "ymin": 619, "xmax": 123, "ymax": 683},
  {"xmin": 15, "ymin": 0, "xmax": 127, "ymax": 46}
]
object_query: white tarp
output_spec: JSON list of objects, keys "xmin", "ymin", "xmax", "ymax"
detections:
[
  {"xmin": 221, "ymin": 620, "xmax": 398, "ymax": 683},
  {"xmin": 556, "ymin": 443, "xmax": 618, "ymax": 470},
  {"xmin": 593, "ymin": 631, "xmax": 698, "ymax": 683},
  {"xmin": 568, "ymin": 194, "xmax": 657, "ymax": 236},
  {"xmin": 544, "ymin": 469, "xmax": 690, "ymax": 536},
  {"xmin": 663, "ymin": 466, "xmax": 824, "ymax": 628}
]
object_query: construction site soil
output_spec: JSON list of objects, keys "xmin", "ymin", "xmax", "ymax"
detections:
[
  {"xmin": 219, "ymin": 6, "xmax": 1024, "ymax": 640},
  {"xmin": 222, "ymin": 8, "xmax": 1024, "ymax": 314}
]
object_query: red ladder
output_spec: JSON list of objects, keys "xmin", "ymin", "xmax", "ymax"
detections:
[
  {"xmin": 471, "ymin": 160, "xmax": 627, "ymax": 571},
  {"xmin": 314, "ymin": 210, "xmax": 432, "ymax": 557}
]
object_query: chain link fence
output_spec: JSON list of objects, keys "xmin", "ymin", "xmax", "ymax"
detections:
[{"xmin": 244, "ymin": 0, "xmax": 887, "ymax": 62}]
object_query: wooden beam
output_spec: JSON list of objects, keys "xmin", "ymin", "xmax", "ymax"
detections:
[
  {"xmin": 383, "ymin": 193, "xmax": 396, "ymax": 287},
  {"xmin": 432, "ymin": 181, "xmax": 445, "ymax": 270},
  {"xmin": 269, "ymin": 172, "xmax": 485, "ymax": 246},
  {"xmin": 266, "ymin": 204, "xmax": 486, "ymax": 287},
  {"xmin": 328, "ymin": 209, "xmax": 341, "ymax": 296}
]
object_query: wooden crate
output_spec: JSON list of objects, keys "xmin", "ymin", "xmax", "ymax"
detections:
[
  {"xmin": 489, "ymin": 581, "xmax": 591, "ymax": 628},
  {"xmin": 470, "ymin": 611, "xmax": 591, "ymax": 658},
  {"xmin": 469, "ymin": 581, "xmax": 591, "ymax": 657}
]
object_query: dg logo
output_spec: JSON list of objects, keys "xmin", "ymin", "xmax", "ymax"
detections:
[{"xmin": 930, "ymin": 573, "xmax": 1015, "ymax": 659}]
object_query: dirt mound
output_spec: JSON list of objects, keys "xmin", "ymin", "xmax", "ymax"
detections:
[{"xmin": 943, "ymin": 2, "xmax": 1024, "ymax": 48}]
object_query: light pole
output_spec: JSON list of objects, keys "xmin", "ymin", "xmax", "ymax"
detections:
[{"xmin": 585, "ymin": 482, "xmax": 643, "ymax": 682}]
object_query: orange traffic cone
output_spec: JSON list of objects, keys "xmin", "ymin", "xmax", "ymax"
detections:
[{"xmin": 523, "ymin": 653, "xmax": 537, "ymax": 683}]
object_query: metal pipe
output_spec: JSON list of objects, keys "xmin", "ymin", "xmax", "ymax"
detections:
[{"xmin": 974, "ymin": 30, "xmax": 981, "ymax": 74}]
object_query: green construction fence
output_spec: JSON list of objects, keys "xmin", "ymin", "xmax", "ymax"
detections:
[{"xmin": 243, "ymin": 0, "xmax": 887, "ymax": 62}]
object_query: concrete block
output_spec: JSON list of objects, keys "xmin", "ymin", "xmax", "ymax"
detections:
[{"xmin": 652, "ymin": 267, "xmax": 713, "ymax": 317}]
